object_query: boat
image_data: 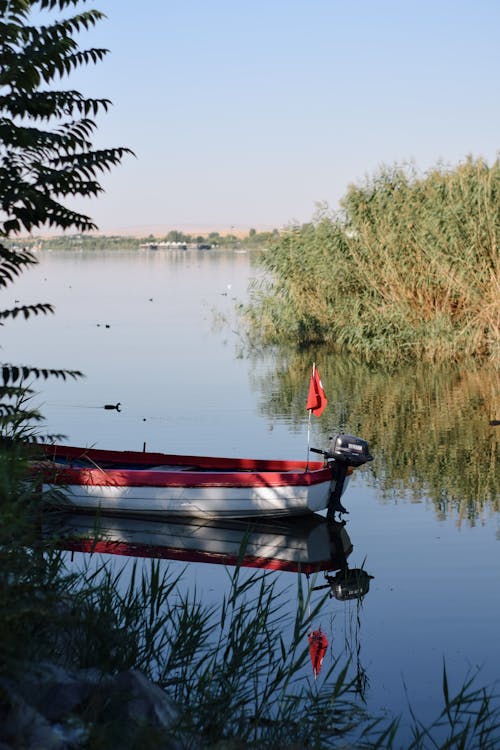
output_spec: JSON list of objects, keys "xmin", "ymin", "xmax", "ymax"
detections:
[
  {"xmin": 45, "ymin": 513, "xmax": 354, "ymax": 574},
  {"xmin": 35, "ymin": 433, "xmax": 372, "ymax": 520}
]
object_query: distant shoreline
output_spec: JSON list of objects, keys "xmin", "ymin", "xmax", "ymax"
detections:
[
  {"xmin": 18, "ymin": 224, "xmax": 279, "ymax": 240},
  {"xmin": 15, "ymin": 228, "xmax": 278, "ymax": 252}
]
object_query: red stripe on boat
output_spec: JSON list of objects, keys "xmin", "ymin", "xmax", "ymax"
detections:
[{"xmin": 44, "ymin": 466, "xmax": 334, "ymax": 488}]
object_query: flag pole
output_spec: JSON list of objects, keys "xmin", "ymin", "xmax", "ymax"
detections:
[
  {"xmin": 305, "ymin": 362, "xmax": 316, "ymax": 470},
  {"xmin": 306, "ymin": 407, "xmax": 312, "ymax": 470}
]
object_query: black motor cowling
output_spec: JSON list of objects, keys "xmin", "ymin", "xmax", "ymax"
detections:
[{"xmin": 326, "ymin": 433, "xmax": 373, "ymax": 467}]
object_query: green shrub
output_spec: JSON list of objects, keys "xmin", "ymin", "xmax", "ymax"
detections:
[{"xmin": 245, "ymin": 157, "xmax": 500, "ymax": 364}]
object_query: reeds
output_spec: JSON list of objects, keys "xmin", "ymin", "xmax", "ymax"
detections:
[
  {"xmin": 244, "ymin": 157, "xmax": 500, "ymax": 364},
  {"xmin": 2, "ymin": 474, "xmax": 500, "ymax": 746}
]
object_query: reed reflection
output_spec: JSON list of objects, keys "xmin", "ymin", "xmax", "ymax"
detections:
[{"xmin": 250, "ymin": 351, "xmax": 500, "ymax": 522}]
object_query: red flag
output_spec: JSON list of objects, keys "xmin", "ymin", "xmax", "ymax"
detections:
[
  {"xmin": 308, "ymin": 628, "xmax": 328, "ymax": 678},
  {"xmin": 306, "ymin": 366, "xmax": 328, "ymax": 417}
]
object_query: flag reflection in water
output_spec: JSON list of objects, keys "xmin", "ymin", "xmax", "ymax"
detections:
[{"xmin": 308, "ymin": 627, "xmax": 328, "ymax": 678}]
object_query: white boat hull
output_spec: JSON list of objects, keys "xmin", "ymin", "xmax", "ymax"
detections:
[{"xmin": 43, "ymin": 477, "xmax": 347, "ymax": 519}]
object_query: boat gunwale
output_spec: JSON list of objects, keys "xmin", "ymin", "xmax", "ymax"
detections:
[
  {"xmin": 37, "ymin": 445, "xmax": 336, "ymax": 488},
  {"xmin": 39, "ymin": 444, "xmax": 328, "ymax": 472}
]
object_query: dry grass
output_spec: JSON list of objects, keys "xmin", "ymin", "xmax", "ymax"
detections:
[{"xmin": 244, "ymin": 157, "xmax": 500, "ymax": 365}]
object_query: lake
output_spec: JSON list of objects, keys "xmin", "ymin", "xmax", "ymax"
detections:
[{"xmin": 3, "ymin": 247, "xmax": 499, "ymax": 739}]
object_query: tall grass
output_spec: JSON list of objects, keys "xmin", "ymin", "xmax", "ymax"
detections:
[
  {"xmin": 2, "ymin": 468, "xmax": 500, "ymax": 746},
  {"xmin": 244, "ymin": 157, "xmax": 500, "ymax": 364},
  {"xmin": 4, "ymin": 502, "xmax": 371, "ymax": 747},
  {"xmin": 13, "ymin": 541, "xmax": 500, "ymax": 748}
]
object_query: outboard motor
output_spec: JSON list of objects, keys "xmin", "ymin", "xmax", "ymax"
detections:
[{"xmin": 311, "ymin": 433, "xmax": 373, "ymax": 518}]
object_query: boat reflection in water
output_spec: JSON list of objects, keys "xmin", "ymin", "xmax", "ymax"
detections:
[
  {"xmin": 48, "ymin": 511, "xmax": 373, "ymax": 681},
  {"xmin": 47, "ymin": 512, "xmax": 371, "ymax": 595}
]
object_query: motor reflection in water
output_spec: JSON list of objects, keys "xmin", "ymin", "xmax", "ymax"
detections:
[
  {"xmin": 45, "ymin": 510, "xmax": 373, "ymax": 682},
  {"xmin": 304, "ymin": 519, "xmax": 373, "ymax": 682}
]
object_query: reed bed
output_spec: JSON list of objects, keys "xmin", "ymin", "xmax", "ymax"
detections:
[{"xmin": 244, "ymin": 157, "xmax": 500, "ymax": 364}]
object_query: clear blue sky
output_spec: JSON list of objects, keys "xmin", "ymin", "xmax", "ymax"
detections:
[{"xmin": 62, "ymin": 0, "xmax": 499, "ymax": 233}]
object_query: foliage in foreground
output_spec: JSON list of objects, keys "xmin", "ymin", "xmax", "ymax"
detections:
[
  {"xmin": 0, "ymin": 0, "xmax": 130, "ymax": 417},
  {"xmin": 244, "ymin": 157, "xmax": 500, "ymax": 364},
  {"xmin": 2, "ymin": 476, "xmax": 500, "ymax": 748}
]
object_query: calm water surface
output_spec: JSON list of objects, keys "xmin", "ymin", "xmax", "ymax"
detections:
[{"xmin": 3, "ymin": 248, "xmax": 499, "ymax": 735}]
